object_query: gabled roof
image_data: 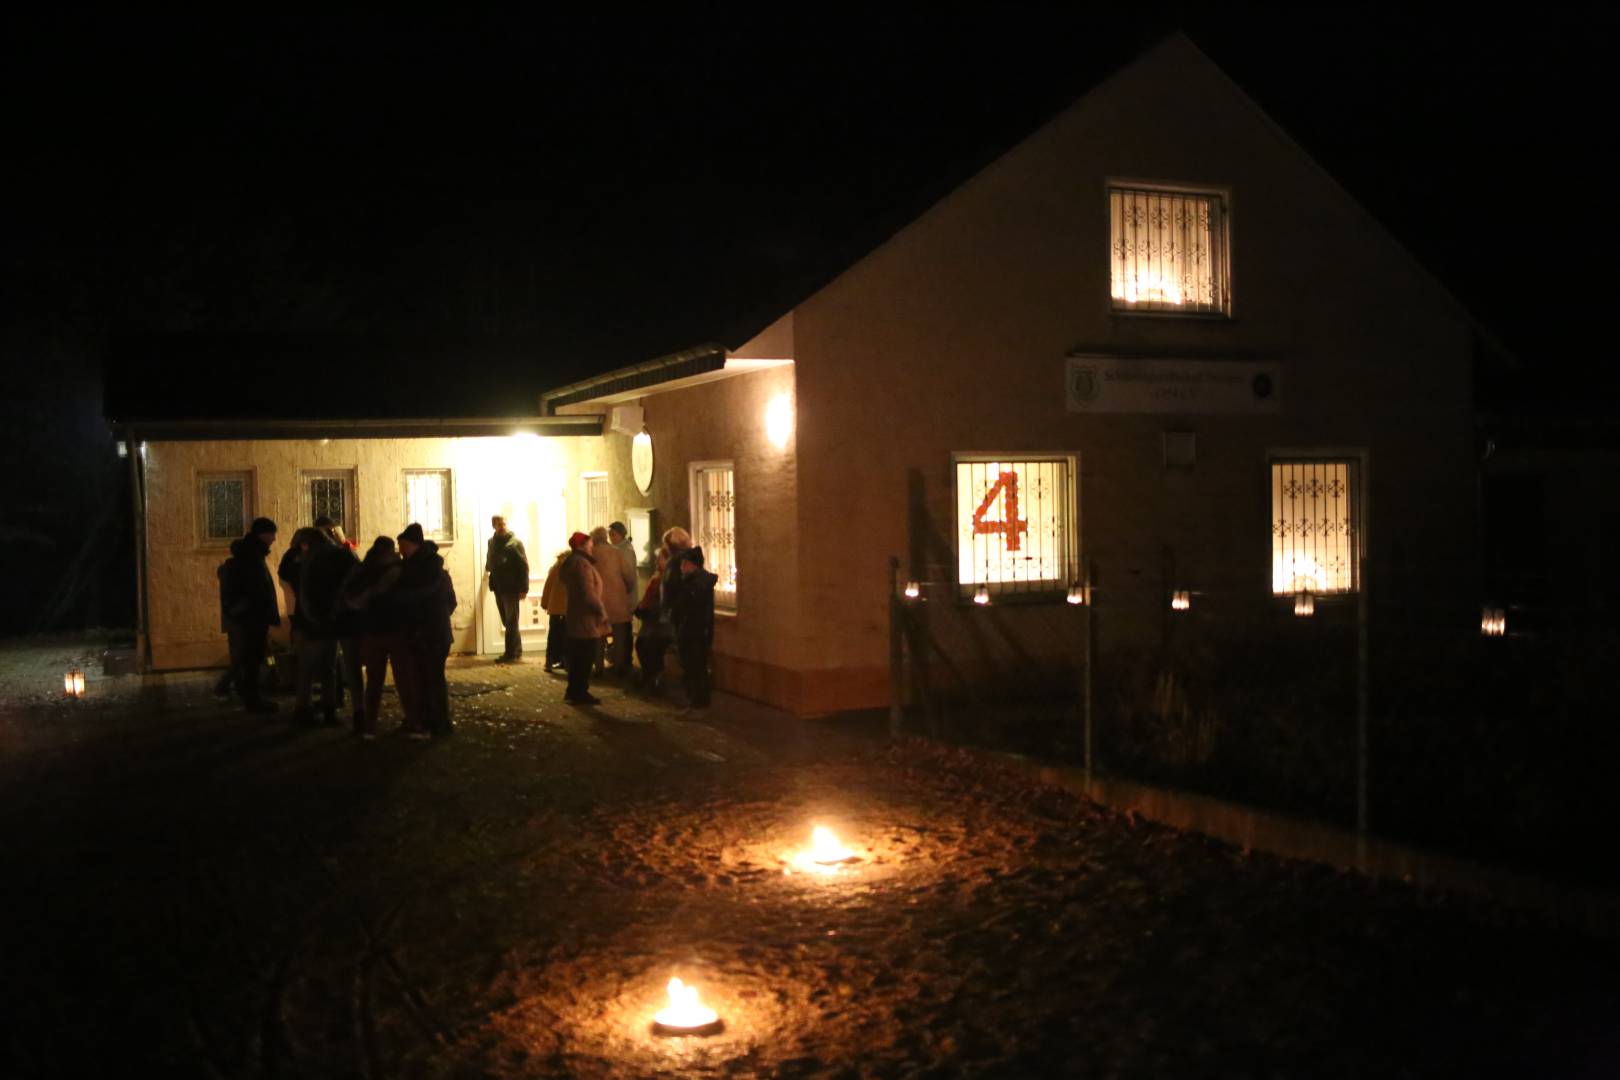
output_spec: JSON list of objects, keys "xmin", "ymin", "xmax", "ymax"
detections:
[{"xmin": 541, "ymin": 32, "xmax": 1515, "ymax": 409}]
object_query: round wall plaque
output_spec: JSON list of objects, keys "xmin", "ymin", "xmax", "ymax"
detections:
[{"xmin": 631, "ymin": 429, "xmax": 655, "ymax": 495}]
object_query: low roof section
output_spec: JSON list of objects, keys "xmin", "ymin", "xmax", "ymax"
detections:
[{"xmin": 104, "ymin": 332, "xmax": 598, "ymax": 438}]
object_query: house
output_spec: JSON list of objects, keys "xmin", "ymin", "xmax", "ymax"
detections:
[
  {"xmin": 537, "ymin": 33, "xmax": 1492, "ymax": 717},
  {"xmin": 112, "ymin": 35, "xmax": 1493, "ymax": 719}
]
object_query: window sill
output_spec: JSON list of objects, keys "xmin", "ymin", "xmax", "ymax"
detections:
[{"xmin": 1110, "ymin": 308, "xmax": 1234, "ymax": 322}]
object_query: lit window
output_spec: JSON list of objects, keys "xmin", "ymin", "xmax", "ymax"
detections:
[
  {"xmin": 403, "ymin": 469, "xmax": 454, "ymax": 542},
  {"xmin": 955, "ymin": 456, "xmax": 1077, "ymax": 598},
  {"xmin": 198, "ymin": 471, "xmax": 253, "ymax": 545},
  {"xmin": 1271, "ymin": 459, "xmax": 1360, "ymax": 594},
  {"xmin": 1109, "ymin": 185, "xmax": 1230, "ymax": 315},
  {"xmin": 690, "ymin": 462, "xmax": 737, "ymax": 609},
  {"xmin": 302, "ymin": 469, "xmax": 356, "ymax": 538},
  {"xmin": 582, "ymin": 473, "xmax": 609, "ymax": 532}
]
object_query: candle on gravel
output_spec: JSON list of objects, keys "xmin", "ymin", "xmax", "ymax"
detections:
[{"xmin": 652, "ymin": 977, "xmax": 723, "ymax": 1036}]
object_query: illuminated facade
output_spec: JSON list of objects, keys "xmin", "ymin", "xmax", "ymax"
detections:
[
  {"xmin": 539, "ymin": 34, "xmax": 1486, "ymax": 715},
  {"xmin": 116, "ymin": 36, "xmax": 1489, "ymax": 713}
]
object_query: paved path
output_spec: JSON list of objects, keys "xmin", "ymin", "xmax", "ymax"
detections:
[{"xmin": 1, "ymin": 639, "xmax": 1616, "ymax": 1077}]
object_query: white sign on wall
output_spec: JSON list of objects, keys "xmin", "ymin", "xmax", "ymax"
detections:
[
  {"xmin": 1066, "ymin": 356, "xmax": 1283, "ymax": 414},
  {"xmin": 631, "ymin": 430, "xmax": 655, "ymax": 495}
]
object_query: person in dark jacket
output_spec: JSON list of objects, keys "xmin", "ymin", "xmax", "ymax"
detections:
[
  {"xmin": 340, "ymin": 536, "xmax": 404, "ymax": 740},
  {"xmin": 294, "ymin": 527, "xmax": 359, "ymax": 726},
  {"xmin": 665, "ymin": 544, "xmax": 717, "ymax": 715},
  {"xmin": 559, "ymin": 530, "xmax": 609, "ymax": 705},
  {"xmin": 395, "ymin": 523, "xmax": 457, "ymax": 738},
  {"xmin": 220, "ymin": 517, "xmax": 281, "ymax": 713},
  {"xmin": 633, "ymin": 548, "xmax": 670, "ymax": 695},
  {"xmin": 485, "ymin": 515, "xmax": 530, "ymax": 663}
]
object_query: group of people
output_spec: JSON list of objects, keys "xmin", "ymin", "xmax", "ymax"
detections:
[
  {"xmin": 217, "ymin": 516, "xmax": 458, "ymax": 740},
  {"xmin": 216, "ymin": 511, "xmax": 717, "ymax": 735},
  {"xmin": 496, "ymin": 519, "xmax": 716, "ymax": 714}
]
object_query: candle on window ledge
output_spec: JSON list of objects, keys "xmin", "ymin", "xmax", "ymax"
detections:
[
  {"xmin": 1481, "ymin": 606, "xmax": 1506, "ymax": 637},
  {"xmin": 903, "ymin": 580, "xmax": 920, "ymax": 600},
  {"xmin": 1170, "ymin": 590, "xmax": 1191, "ymax": 612},
  {"xmin": 973, "ymin": 584, "xmax": 991, "ymax": 606},
  {"xmin": 1066, "ymin": 582, "xmax": 1086, "ymax": 606},
  {"xmin": 1294, "ymin": 591, "xmax": 1315, "ymax": 617}
]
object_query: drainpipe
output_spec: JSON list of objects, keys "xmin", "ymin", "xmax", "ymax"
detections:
[{"xmin": 128, "ymin": 432, "xmax": 152, "ymax": 671}]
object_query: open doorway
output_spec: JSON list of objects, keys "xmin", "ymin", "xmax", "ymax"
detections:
[{"xmin": 475, "ymin": 438, "xmax": 569, "ymax": 657}]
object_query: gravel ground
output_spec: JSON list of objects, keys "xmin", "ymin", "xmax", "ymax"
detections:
[{"xmin": 1, "ymin": 638, "xmax": 1616, "ymax": 1078}]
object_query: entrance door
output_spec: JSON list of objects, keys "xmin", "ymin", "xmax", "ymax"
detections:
[{"xmin": 477, "ymin": 466, "xmax": 568, "ymax": 657}]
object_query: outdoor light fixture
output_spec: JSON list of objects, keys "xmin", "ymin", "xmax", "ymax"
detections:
[
  {"xmin": 1294, "ymin": 591, "xmax": 1316, "ymax": 617},
  {"xmin": 903, "ymin": 580, "xmax": 920, "ymax": 600},
  {"xmin": 63, "ymin": 668, "xmax": 85, "ymax": 698},
  {"xmin": 652, "ymin": 977, "xmax": 723, "ymax": 1036},
  {"xmin": 764, "ymin": 393, "xmax": 793, "ymax": 449},
  {"xmin": 1481, "ymin": 606, "xmax": 1506, "ymax": 637},
  {"xmin": 1067, "ymin": 582, "xmax": 1086, "ymax": 605},
  {"xmin": 1171, "ymin": 590, "xmax": 1191, "ymax": 611},
  {"xmin": 974, "ymin": 584, "xmax": 991, "ymax": 606}
]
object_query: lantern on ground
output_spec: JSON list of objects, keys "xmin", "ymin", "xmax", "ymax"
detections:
[
  {"xmin": 789, "ymin": 825, "xmax": 860, "ymax": 874},
  {"xmin": 652, "ymin": 977, "xmax": 723, "ymax": 1036},
  {"xmin": 64, "ymin": 668, "xmax": 85, "ymax": 698},
  {"xmin": 1294, "ymin": 591, "xmax": 1315, "ymax": 617},
  {"xmin": 1481, "ymin": 606, "xmax": 1506, "ymax": 637},
  {"xmin": 973, "ymin": 584, "xmax": 991, "ymax": 606},
  {"xmin": 903, "ymin": 580, "xmax": 920, "ymax": 600},
  {"xmin": 1170, "ymin": 590, "xmax": 1191, "ymax": 611}
]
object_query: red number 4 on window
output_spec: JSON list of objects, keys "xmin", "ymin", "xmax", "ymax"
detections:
[{"xmin": 972, "ymin": 470, "xmax": 1028, "ymax": 552}]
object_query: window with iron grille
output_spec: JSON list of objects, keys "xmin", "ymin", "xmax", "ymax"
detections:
[
  {"xmin": 198, "ymin": 471, "xmax": 253, "ymax": 545},
  {"xmin": 689, "ymin": 462, "xmax": 737, "ymax": 609},
  {"xmin": 301, "ymin": 469, "xmax": 355, "ymax": 538},
  {"xmin": 955, "ymin": 455, "xmax": 1078, "ymax": 598},
  {"xmin": 1109, "ymin": 185, "xmax": 1230, "ymax": 315},
  {"xmin": 582, "ymin": 474, "xmax": 609, "ymax": 532},
  {"xmin": 403, "ymin": 469, "xmax": 454, "ymax": 542},
  {"xmin": 1271, "ymin": 458, "xmax": 1360, "ymax": 594}
]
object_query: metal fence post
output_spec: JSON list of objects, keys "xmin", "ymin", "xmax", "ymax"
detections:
[{"xmin": 888, "ymin": 556, "xmax": 904, "ymax": 738}]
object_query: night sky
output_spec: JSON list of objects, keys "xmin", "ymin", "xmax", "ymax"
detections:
[{"xmin": 2, "ymin": 9, "xmax": 1617, "ymax": 627}]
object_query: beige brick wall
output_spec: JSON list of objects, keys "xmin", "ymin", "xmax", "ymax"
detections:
[
  {"xmin": 561, "ymin": 362, "xmax": 803, "ymax": 703},
  {"xmin": 776, "ymin": 36, "xmax": 1480, "ymax": 710},
  {"xmin": 142, "ymin": 435, "xmax": 598, "ymax": 669}
]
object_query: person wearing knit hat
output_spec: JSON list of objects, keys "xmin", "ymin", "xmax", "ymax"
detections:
[
  {"xmin": 398, "ymin": 522, "xmax": 426, "ymax": 551},
  {"xmin": 559, "ymin": 529, "xmax": 610, "ymax": 705}
]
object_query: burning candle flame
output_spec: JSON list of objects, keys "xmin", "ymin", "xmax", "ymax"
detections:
[
  {"xmin": 810, "ymin": 826, "xmax": 854, "ymax": 864},
  {"xmin": 655, "ymin": 977, "xmax": 718, "ymax": 1029}
]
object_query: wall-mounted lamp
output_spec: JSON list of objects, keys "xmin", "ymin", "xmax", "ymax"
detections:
[
  {"xmin": 1170, "ymin": 590, "xmax": 1191, "ymax": 611},
  {"xmin": 764, "ymin": 393, "xmax": 794, "ymax": 449}
]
